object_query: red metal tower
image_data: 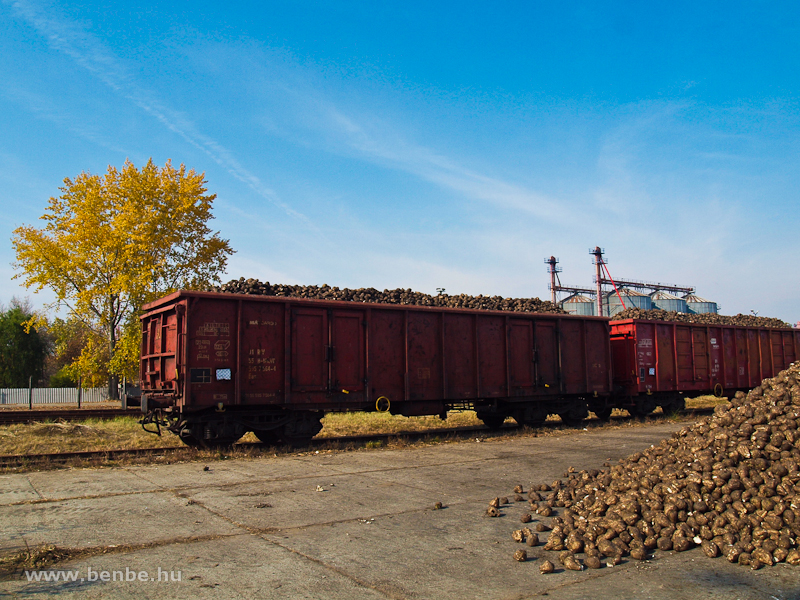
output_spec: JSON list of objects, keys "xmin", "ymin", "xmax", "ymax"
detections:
[
  {"xmin": 592, "ymin": 247, "xmax": 604, "ymax": 317},
  {"xmin": 545, "ymin": 256, "xmax": 561, "ymax": 304}
]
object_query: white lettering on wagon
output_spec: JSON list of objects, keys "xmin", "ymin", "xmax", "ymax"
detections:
[{"xmin": 197, "ymin": 322, "xmax": 230, "ymax": 337}]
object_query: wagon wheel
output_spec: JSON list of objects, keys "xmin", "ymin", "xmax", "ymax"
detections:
[
  {"xmin": 280, "ymin": 411, "xmax": 323, "ymax": 447},
  {"xmin": 253, "ymin": 429, "xmax": 281, "ymax": 446},
  {"xmin": 631, "ymin": 397, "xmax": 657, "ymax": 418},
  {"xmin": 204, "ymin": 437, "xmax": 241, "ymax": 448},
  {"xmin": 178, "ymin": 421, "xmax": 241, "ymax": 448},
  {"xmin": 592, "ymin": 407, "xmax": 613, "ymax": 422},
  {"xmin": 179, "ymin": 432, "xmax": 239, "ymax": 448},
  {"xmin": 178, "ymin": 431, "xmax": 205, "ymax": 448},
  {"xmin": 662, "ymin": 396, "xmax": 685, "ymax": 415},
  {"xmin": 558, "ymin": 412, "xmax": 583, "ymax": 426},
  {"xmin": 478, "ymin": 414, "xmax": 507, "ymax": 429},
  {"xmin": 512, "ymin": 405, "xmax": 547, "ymax": 428},
  {"xmin": 559, "ymin": 402, "xmax": 588, "ymax": 426},
  {"xmin": 177, "ymin": 422, "xmax": 207, "ymax": 448}
]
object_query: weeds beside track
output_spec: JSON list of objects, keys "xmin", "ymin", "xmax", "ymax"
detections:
[{"xmin": 0, "ymin": 408, "xmax": 713, "ymax": 471}]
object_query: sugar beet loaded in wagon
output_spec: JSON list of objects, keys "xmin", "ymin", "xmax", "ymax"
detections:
[{"xmin": 137, "ymin": 290, "xmax": 800, "ymax": 447}]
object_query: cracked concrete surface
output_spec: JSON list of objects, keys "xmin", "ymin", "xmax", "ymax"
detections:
[{"xmin": 1, "ymin": 422, "xmax": 798, "ymax": 599}]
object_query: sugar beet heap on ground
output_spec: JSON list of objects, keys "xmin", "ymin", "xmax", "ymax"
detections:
[
  {"xmin": 212, "ymin": 279, "xmax": 565, "ymax": 314},
  {"xmin": 496, "ymin": 362, "xmax": 800, "ymax": 569}
]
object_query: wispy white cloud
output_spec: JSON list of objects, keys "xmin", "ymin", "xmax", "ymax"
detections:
[
  {"xmin": 7, "ymin": 0, "xmax": 308, "ymax": 223},
  {"xmin": 0, "ymin": 80, "xmax": 129, "ymax": 155},
  {"xmin": 202, "ymin": 42, "xmax": 569, "ymax": 222},
  {"xmin": 300, "ymin": 97, "xmax": 567, "ymax": 220}
]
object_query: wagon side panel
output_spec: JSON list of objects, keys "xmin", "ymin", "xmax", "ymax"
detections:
[
  {"xmin": 507, "ymin": 318, "xmax": 535, "ymax": 396},
  {"xmin": 184, "ymin": 298, "xmax": 238, "ymax": 410},
  {"xmin": 368, "ymin": 309, "xmax": 406, "ymax": 407},
  {"xmin": 476, "ymin": 315, "xmax": 506, "ymax": 398},
  {"xmin": 559, "ymin": 318, "xmax": 586, "ymax": 395},
  {"xmin": 443, "ymin": 313, "xmax": 477, "ymax": 400},
  {"xmin": 406, "ymin": 311, "xmax": 443, "ymax": 402},
  {"xmin": 586, "ymin": 319, "xmax": 612, "ymax": 394},
  {"xmin": 534, "ymin": 319, "xmax": 559, "ymax": 391},
  {"xmin": 610, "ymin": 322, "xmax": 637, "ymax": 396},
  {"xmin": 330, "ymin": 309, "xmax": 366, "ymax": 397},
  {"xmin": 241, "ymin": 300, "xmax": 286, "ymax": 405}
]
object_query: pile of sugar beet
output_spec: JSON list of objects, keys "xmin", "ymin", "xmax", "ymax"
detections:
[
  {"xmin": 210, "ymin": 279, "xmax": 794, "ymax": 328},
  {"xmin": 211, "ymin": 278, "xmax": 565, "ymax": 314},
  {"xmin": 612, "ymin": 307, "xmax": 791, "ymax": 329},
  {"xmin": 489, "ymin": 361, "xmax": 800, "ymax": 572}
]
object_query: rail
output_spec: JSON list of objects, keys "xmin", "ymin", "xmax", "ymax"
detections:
[{"xmin": 0, "ymin": 407, "xmax": 714, "ymax": 468}]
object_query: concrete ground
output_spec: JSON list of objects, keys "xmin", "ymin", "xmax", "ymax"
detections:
[{"xmin": 1, "ymin": 422, "xmax": 797, "ymax": 600}]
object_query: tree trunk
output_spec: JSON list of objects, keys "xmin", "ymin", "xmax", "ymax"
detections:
[
  {"xmin": 108, "ymin": 374, "xmax": 119, "ymax": 400},
  {"xmin": 107, "ymin": 318, "xmax": 119, "ymax": 400}
]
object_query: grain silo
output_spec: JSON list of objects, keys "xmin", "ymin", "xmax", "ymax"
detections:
[
  {"xmin": 650, "ymin": 290, "xmax": 688, "ymax": 313},
  {"xmin": 684, "ymin": 294, "xmax": 718, "ymax": 314},
  {"xmin": 561, "ymin": 293, "xmax": 595, "ymax": 316},
  {"xmin": 605, "ymin": 288, "xmax": 652, "ymax": 316}
]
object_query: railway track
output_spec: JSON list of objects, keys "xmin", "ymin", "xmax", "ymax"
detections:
[
  {"xmin": 0, "ymin": 408, "xmax": 713, "ymax": 468},
  {"xmin": 0, "ymin": 408, "xmax": 138, "ymax": 425}
]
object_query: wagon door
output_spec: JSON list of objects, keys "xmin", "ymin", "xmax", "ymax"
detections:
[
  {"xmin": 291, "ymin": 308, "xmax": 328, "ymax": 393},
  {"xmin": 783, "ymin": 331, "xmax": 797, "ymax": 368},
  {"xmin": 675, "ymin": 326, "xmax": 693, "ymax": 388},
  {"xmin": 735, "ymin": 329, "xmax": 748, "ymax": 387},
  {"xmin": 330, "ymin": 310, "xmax": 365, "ymax": 395},
  {"xmin": 508, "ymin": 319, "xmax": 535, "ymax": 395},
  {"xmin": 760, "ymin": 330, "xmax": 773, "ymax": 379},
  {"xmin": 722, "ymin": 329, "xmax": 737, "ymax": 388},
  {"xmin": 692, "ymin": 328, "xmax": 709, "ymax": 385},
  {"xmin": 443, "ymin": 313, "xmax": 477, "ymax": 399},
  {"xmin": 655, "ymin": 323, "xmax": 676, "ymax": 392},
  {"xmin": 534, "ymin": 320, "xmax": 559, "ymax": 391}
]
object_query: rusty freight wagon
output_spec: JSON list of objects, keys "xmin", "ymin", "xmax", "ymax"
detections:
[
  {"xmin": 139, "ymin": 291, "xmax": 613, "ymax": 446},
  {"xmin": 608, "ymin": 319, "xmax": 800, "ymax": 417}
]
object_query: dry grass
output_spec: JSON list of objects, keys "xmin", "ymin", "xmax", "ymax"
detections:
[
  {"xmin": 685, "ymin": 394, "xmax": 729, "ymax": 410},
  {"xmin": 0, "ymin": 544, "xmax": 81, "ymax": 577},
  {"xmin": 0, "ymin": 412, "xmax": 486, "ymax": 457},
  {"xmin": 0, "ymin": 408, "xmax": 708, "ymax": 474},
  {"xmin": 318, "ymin": 410, "xmax": 483, "ymax": 437},
  {"xmin": 0, "ymin": 536, "xmax": 226, "ymax": 579},
  {"xmin": 0, "ymin": 399, "xmax": 718, "ymax": 459},
  {"xmin": 0, "ymin": 417, "xmax": 182, "ymax": 456}
]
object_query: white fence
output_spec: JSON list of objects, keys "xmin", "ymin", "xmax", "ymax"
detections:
[{"xmin": 0, "ymin": 387, "xmax": 110, "ymax": 405}]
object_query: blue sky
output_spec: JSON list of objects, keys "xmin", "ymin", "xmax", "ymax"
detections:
[{"xmin": 1, "ymin": 1, "xmax": 798, "ymax": 323}]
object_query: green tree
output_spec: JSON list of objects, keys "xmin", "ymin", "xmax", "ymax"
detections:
[
  {"xmin": 44, "ymin": 317, "xmax": 94, "ymax": 387},
  {"xmin": 12, "ymin": 158, "xmax": 234, "ymax": 397},
  {"xmin": 0, "ymin": 301, "xmax": 47, "ymax": 388}
]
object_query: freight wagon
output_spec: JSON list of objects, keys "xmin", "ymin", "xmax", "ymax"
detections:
[
  {"xmin": 605, "ymin": 319, "xmax": 800, "ymax": 418},
  {"xmin": 139, "ymin": 291, "xmax": 613, "ymax": 446}
]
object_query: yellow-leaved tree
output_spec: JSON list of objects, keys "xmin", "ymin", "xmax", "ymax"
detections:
[{"xmin": 12, "ymin": 158, "xmax": 234, "ymax": 397}]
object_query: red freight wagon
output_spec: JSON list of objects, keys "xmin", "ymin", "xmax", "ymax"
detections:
[
  {"xmin": 609, "ymin": 319, "xmax": 800, "ymax": 416},
  {"xmin": 140, "ymin": 291, "xmax": 612, "ymax": 446}
]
